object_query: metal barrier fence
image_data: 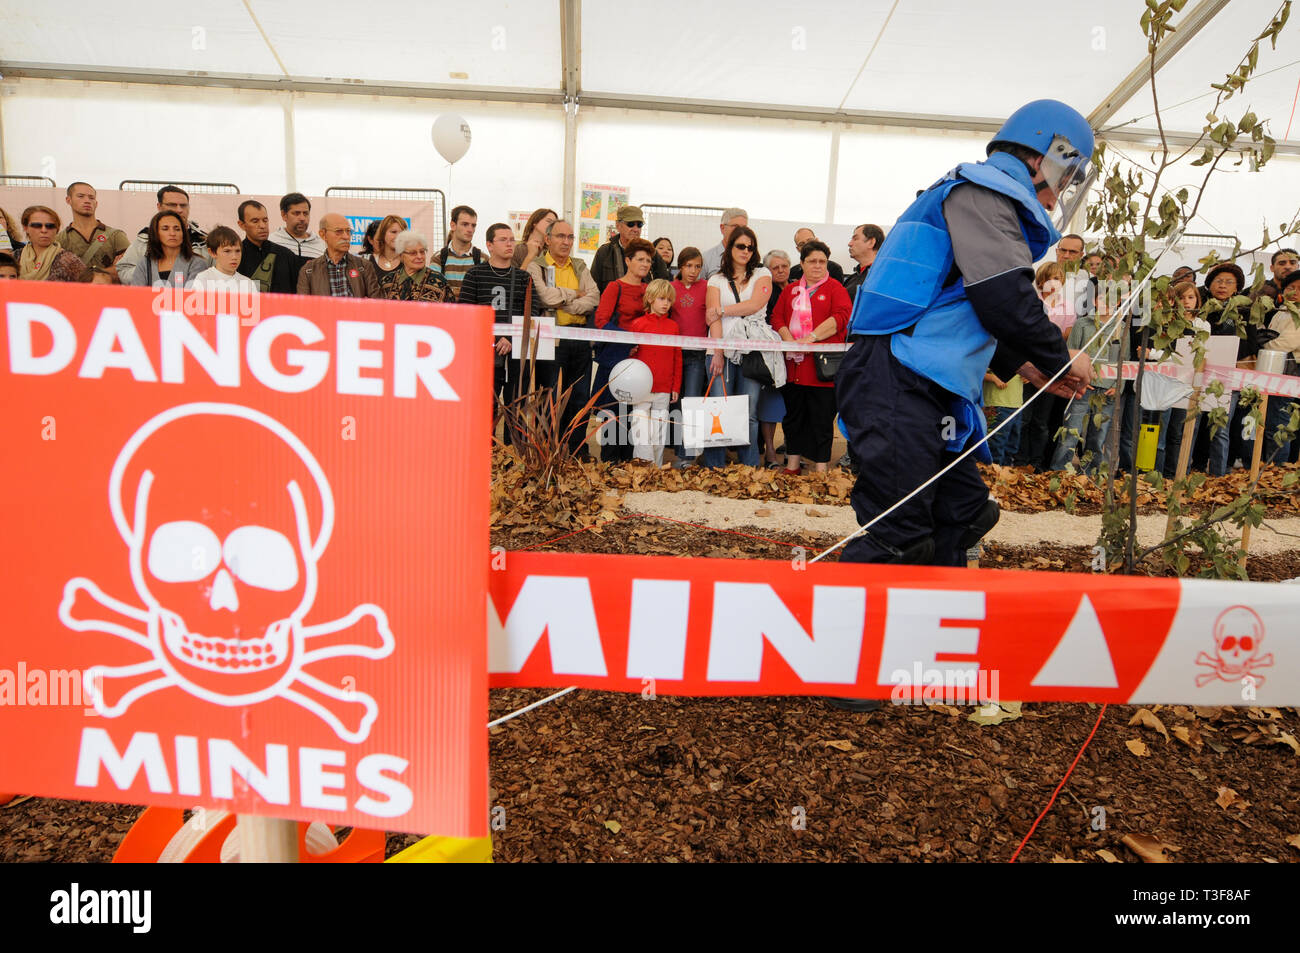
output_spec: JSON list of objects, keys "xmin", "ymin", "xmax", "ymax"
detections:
[
  {"xmin": 325, "ymin": 187, "xmax": 447, "ymax": 249},
  {"xmin": 1160, "ymin": 231, "xmax": 1260, "ymax": 269},
  {"xmin": 0, "ymin": 175, "xmax": 57, "ymax": 188},
  {"xmin": 641, "ymin": 204, "xmax": 726, "ymax": 265},
  {"xmin": 120, "ymin": 179, "xmax": 241, "ymax": 195}
]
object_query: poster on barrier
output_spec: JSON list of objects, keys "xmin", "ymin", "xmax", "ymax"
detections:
[
  {"xmin": 1176, "ymin": 336, "xmax": 1239, "ymax": 411},
  {"xmin": 0, "ymin": 283, "xmax": 490, "ymax": 836},
  {"xmin": 578, "ymin": 182, "xmax": 629, "ymax": 256}
]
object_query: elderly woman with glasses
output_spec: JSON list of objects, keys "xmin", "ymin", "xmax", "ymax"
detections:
[{"xmin": 376, "ymin": 230, "xmax": 450, "ymax": 303}]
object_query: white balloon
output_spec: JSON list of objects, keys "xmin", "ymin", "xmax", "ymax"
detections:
[
  {"xmin": 608, "ymin": 359, "xmax": 653, "ymax": 404},
  {"xmin": 431, "ymin": 114, "xmax": 472, "ymax": 165}
]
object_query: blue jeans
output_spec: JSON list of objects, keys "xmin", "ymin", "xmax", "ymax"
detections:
[
  {"xmin": 673, "ymin": 352, "xmax": 707, "ymax": 460},
  {"xmin": 1209, "ymin": 391, "xmax": 1239, "ymax": 476},
  {"xmin": 1050, "ymin": 389, "xmax": 1114, "ymax": 472},
  {"xmin": 1159, "ymin": 407, "xmax": 1200, "ymax": 478},
  {"xmin": 986, "ymin": 406, "xmax": 1021, "ymax": 464},
  {"xmin": 700, "ymin": 359, "xmax": 761, "ymax": 468},
  {"xmin": 1262, "ymin": 396, "xmax": 1299, "ymax": 465}
]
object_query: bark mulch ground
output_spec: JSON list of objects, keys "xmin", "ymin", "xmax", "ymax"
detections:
[{"xmin": 6, "ymin": 517, "xmax": 1297, "ymax": 863}]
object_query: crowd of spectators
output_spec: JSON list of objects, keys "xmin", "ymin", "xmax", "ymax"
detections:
[{"xmin": 1, "ymin": 185, "xmax": 1297, "ymax": 475}]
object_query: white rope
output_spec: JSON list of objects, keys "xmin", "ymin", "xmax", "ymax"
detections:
[
  {"xmin": 487, "ymin": 686, "xmax": 578, "ymax": 728},
  {"xmin": 811, "ymin": 237, "xmax": 1182, "ymax": 564}
]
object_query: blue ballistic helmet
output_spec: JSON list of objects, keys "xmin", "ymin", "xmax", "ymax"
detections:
[
  {"xmin": 988, "ymin": 99, "xmax": 1095, "ymax": 196},
  {"xmin": 989, "ymin": 99, "xmax": 1096, "ymax": 221}
]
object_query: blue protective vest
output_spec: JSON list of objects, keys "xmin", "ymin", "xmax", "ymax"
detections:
[{"xmin": 847, "ymin": 152, "xmax": 1059, "ymax": 458}]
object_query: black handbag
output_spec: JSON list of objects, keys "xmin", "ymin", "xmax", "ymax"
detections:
[
  {"xmin": 815, "ymin": 351, "xmax": 843, "ymax": 382},
  {"xmin": 725, "ymin": 276, "xmax": 776, "ymax": 386},
  {"xmin": 742, "ymin": 349, "xmax": 774, "ymax": 386}
]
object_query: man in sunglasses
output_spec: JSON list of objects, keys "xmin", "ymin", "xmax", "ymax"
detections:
[{"xmin": 591, "ymin": 205, "xmax": 670, "ymax": 291}]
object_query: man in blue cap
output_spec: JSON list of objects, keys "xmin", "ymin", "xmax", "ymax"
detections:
[{"xmin": 829, "ymin": 101, "xmax": 1097, "ymax": 712}]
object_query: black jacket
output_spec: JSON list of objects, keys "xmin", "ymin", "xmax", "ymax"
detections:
[
  {"xmin": 591, "ymin": 239, "xmax": 670, "ymax": 291},
  {"xmin": 239, "ymin": 238, "xmax": 302, "ymax": 293}
]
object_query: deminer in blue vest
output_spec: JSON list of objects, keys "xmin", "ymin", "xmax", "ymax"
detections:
[{"xmin": 837, "ymin": 100, "xmax": 1097, "ymax": 570}]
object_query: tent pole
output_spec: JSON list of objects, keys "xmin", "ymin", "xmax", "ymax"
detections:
[
  {"xmin": 824, "ymin": 124, "xmax": 841, "ymax": 224},
  {"xmin": 282, "ymin": 93, "xmax": 297, "ymax": 192},
  {"xmin": 563, "ymin": 101, "xmax": 577, "ymax": 223}
]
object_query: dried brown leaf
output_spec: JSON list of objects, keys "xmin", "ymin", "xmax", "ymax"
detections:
[
  {"xmin": 1128, "ymin": 708, "xmax": 1170, "ymax": 742},
  {"xmin": 1215, "ymin": 786, "xmax": 1249, "ymax": 811},
  {"xmin": 1122, "ymin": 833, "xmax": 1174, "ymax": 863}
]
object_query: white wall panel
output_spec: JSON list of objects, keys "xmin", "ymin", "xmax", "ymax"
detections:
[{"xmin": 0, "ymin": 79, "xmax": 287, "ymax": 193}]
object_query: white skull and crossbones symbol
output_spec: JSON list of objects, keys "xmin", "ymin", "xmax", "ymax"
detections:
[
  {"xmin": 58, "ymin": 403, "xmax": 394, "ymax": 744},
  {"xmin": 1195, "ymin": 605, "xmax": 1273, "ymax": 687}
]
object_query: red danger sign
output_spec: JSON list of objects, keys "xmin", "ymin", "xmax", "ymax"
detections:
[{"xmin": 1, "ymin": 284, "xmax": 490, "ymax": 837}]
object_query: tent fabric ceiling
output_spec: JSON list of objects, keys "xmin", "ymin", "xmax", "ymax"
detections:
[{"xmin": 0, "ymin": 0, "xmax": 1297, "ymax": 139}]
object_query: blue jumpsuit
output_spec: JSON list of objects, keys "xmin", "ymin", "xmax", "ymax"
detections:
[{"xmin": 837, "ymin": 152, "xmax": 1074, "ymax": 565}]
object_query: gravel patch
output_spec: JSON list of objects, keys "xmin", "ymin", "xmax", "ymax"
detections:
[{"xmin": 623, "ymin": 490, "xmax": 1300, "ymax": 555}]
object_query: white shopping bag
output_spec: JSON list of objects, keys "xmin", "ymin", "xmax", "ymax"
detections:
[
  {"xmin": 511, "ymin": 315, "xmax": 556, "ymax": 360},
  {"xmin": 681, "ymin": 374, "xmax": 750, "ymax": 449}
]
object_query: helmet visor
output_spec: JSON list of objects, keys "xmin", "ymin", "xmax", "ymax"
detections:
[
  {"xmin": 1043, "ymin": 134, "xmax": 1094, "ymax": 231},
  {"xmin": 1041, "ymin": 134, "xmax": 1091, "ymax": 202}
]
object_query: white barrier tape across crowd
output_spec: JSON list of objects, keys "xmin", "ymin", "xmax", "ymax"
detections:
[
  {"xmin": 1095, "ymin": 361, "xmax": 1300, "ymax": 398},
  {"xmin": 492, "ymin": 321, "xmax": 849, "ymax": 353},
  {"xmin": 496, "ymin": 322, "xmax": 1300, "ymax": 399},
  {"xmin": 1205, "ymin": 365, "xmax": 1300, "ymax": 400}
]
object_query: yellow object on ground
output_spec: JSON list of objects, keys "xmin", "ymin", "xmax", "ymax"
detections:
[{"xmin": 387, "ymin": 835, "xmax": 493, "ymax": 863}]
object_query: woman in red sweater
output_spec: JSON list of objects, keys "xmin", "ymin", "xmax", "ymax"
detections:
[
  {"xmin": 624, "ymin": 279, "xmax": 682, "ymax": 465},
  {"xmin": 769, "ymin": 240, "xmax": 851, "ymax": 473}
]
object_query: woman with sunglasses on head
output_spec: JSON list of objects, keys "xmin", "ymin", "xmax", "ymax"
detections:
[
  {"xmin": 124, "ymin": 210, "xmax": 208, "ymax": 288},
  {"xmin": 17, "ymin": 206, "xmax": 82, "ymax": 281},
  {"xmin": 513, "ymin": 208, "xmax": 558, "ymax": 270},
  {"xmin": 703, "ymin": 225, "xmax": 772, "ymax": 467}
]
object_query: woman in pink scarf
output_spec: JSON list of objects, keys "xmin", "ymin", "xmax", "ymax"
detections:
[{"xmin": 770, "ymin": 240, "xmax": 851, "ymax": 473}]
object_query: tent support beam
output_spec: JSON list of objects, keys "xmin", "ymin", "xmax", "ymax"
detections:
[
  {"xmin": 5, "ymin": 61, "xmax": 1300, "ymax": 155},
  {"xmin": 0, "ymin": 63, "xmax": 565, "ymax": 106},
  {"xmin": 560, "ymin": 0, "xmax": 581, "ymax": 220},
  {"xmin": 561, "ymin": 0, "xmax": 580, "ymax": 101},
  {"xmin": 1088, "ymin": 0, "xmax": 1231, "ymax": 129},
  {"xmin": 824, "ymin": 125, "xmax": 841, "ymax": 223},
  {"xmin": 282, "ymin": 94, "xmax": 297, "ymax": 192},
  {"xmin": 563, "ymin": 101, "xmax": 578, "ymax": 223}
]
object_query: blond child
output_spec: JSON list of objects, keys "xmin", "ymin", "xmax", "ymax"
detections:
[{"xmin": 624, "ymin": 279, "xmax": 683, "ymax": 465}]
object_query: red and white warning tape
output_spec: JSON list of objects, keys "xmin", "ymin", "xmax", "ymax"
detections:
[
  {"xmin": 488, "ymin": 552, "xmax": 1300, "ymax": 705},
  {"xmin": 497, "ymin": 322, "xmax": 1300, "ymax": 398}
]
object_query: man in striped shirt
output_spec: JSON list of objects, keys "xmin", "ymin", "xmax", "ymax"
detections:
[{"xmin": 435, "ymin": 205, "xmax": 483, "ymax": 300}]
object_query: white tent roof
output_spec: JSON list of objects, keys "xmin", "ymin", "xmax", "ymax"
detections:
[
  {"xmin": 2, "ymin": 0, "xmax": 1298, "ymax": 249},
  {"xmin": 4, "ymin": 0, "xmax": 1295, "ymax": 139}
]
